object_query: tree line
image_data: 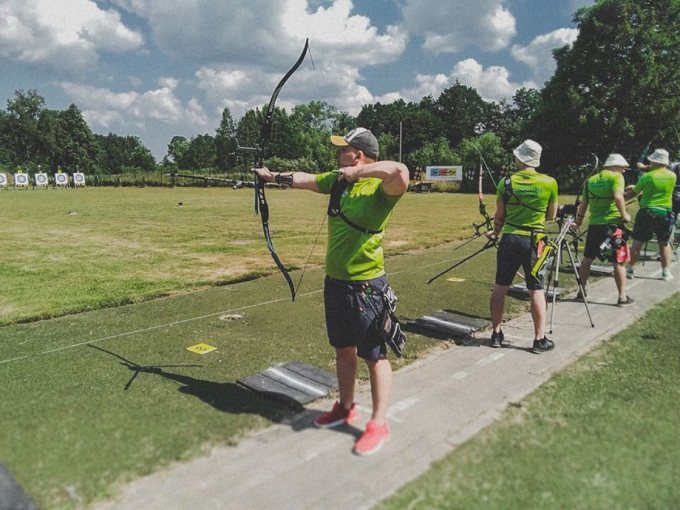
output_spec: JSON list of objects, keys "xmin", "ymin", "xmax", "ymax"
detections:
[{"xmin": 0, "ymin": 0, "xmax": 678, "ymax": 192}]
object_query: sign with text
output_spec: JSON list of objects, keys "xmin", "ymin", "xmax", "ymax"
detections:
[{"xmin": 425, "ymin": 165, "xmax": 462, "ymax": 181}]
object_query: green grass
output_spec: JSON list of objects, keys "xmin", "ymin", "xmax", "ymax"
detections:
[
  {"xmin": 0, "ymin": 186, "xmax": 610, "ymax": 510},
  {"xmin": 0, "ymin": 187, "xmax": 483, "ymax": 325},
  {"xmin": 376, "ymin": 293, "xmax": 680, "ymax": 510}
]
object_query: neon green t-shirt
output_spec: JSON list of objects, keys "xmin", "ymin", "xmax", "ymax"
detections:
[
  {"xmin": 633, "ymin": 167, "xmax": 677, "ymax": 210},
  {"xmin": 316, "ymin": 171, "xmax": 402, "ymax": 281},
  {"xmin": 497, "ymin": 170, "xmax": 558, "ymax": 235},
  {"xmin": 584, "ymin": 170, "xmax": 625, "ymax": 225}
]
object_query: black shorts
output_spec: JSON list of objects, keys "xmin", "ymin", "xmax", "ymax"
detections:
[
  {"xmin": 324, "ymin": 275, "xmax": 388, "ymax": 360},
  {"xmin": 583, "ymin": 224, "xmax": 612, "ymax": 260},
  {"xmin": 495, "ymin": 234, "xmax": 543, "ymax": 291},
  {"xmin": 632, "ymin": 208, "xmax": 673, "ymax": 245}
]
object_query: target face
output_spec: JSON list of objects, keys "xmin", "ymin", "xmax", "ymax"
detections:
[{"xmin": 35, "ymin": 173, "xmax": 48, "ymax": 186}]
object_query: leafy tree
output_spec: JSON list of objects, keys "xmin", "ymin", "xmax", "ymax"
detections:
[
  {"xmin": 215, "ymin": 107, "xmax": 238, "ymax": 171},
  {"xmin": 407, "ymin": 136, "xmax": 459, "ymax": 175},
  {"xmin": 458, "ymin": 133, "xmax": 508, "ymax": 191},
  {"xmin": 166, "ymin": 136, "xmax": 190, "ymax": 168},
  {"xmin": 95, "ymin": 134, "xmax": 155, "ymax": 174},
  {"xmin": 2, "ymin": 89, "xmax": 47, "ymax": 166},
  {"xmin": 533, "ymin": 0, "xmax": 680, "ymax": 176},
  {"xmin": 435, "ymin": 82, "xmax": 489, "ymax": 147},
  {"xmin": 49, "ymin": 104, "xmax": 98, "ymax": 172},
  {"xmin": 185, "ymin": 134, "xmax": 216, "ymax": 170}
]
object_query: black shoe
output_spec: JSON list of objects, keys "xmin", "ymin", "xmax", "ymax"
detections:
[
  {"xmin": 574, "ymin": 290, "xmax": 586, "ymax": 301},
  {"xmin": 532, "ymin": 337, "xmax": 555, "ymax": 354},
  {"xmin": 490, "ymin": 330, "xmax": 504, "ymax": 348},
  {"xmin": 617, "ymin": 296, "xmax": 635, "ymax": 306}
]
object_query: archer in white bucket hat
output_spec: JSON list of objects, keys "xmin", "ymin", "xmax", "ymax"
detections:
[
  {"xmin": 624, "ymin": 146, "xmax": 677, "ymax": 282},
  {"xmin": 487, "ymin": 137, "xmax": 558, "ymax": 354},
  {"xmin": 646, "ymin": 148, "xmax": 670, "ymax": 166},
  {"xmin": 513, "ymin": 139, "xmax": 542, "ymax": 168},
  {"xmin": 603, "ymin": 153, "xmax": 630, "ymax": 168}
]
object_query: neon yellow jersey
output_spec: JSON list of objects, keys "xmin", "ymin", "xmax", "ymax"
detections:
[
  {"xmin": 316, "ymin": 171, "xmax": 402, "ymax": 281},
  {"xmin": 497, "ymin": 170, "xmax": 558, "ymax": 235},
  {"xmin": 584, "ymin": 170, "xmax": 625, "ymax": 225},
  {"xmin": 633, "ymin": 167, "xmax": 676, "ymax": 210}
]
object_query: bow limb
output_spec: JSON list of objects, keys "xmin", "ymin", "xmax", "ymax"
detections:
[
  {"xmin": 573, "ymin": 153, "xmax": 600, "ymax": 210},
  {"xmin": 472, "ymin": 160, "xmax": 492, "ymax": 236},
  {"xmin": 254, "ymin": 38, "xmax": 309, "ymax": 302}
]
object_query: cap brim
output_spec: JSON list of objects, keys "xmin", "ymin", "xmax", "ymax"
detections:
[{"xmin": 330, "ymin": 135, "xmax": 348, "ymax": 147}]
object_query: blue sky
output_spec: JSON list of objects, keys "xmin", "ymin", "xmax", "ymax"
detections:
[{"xmin": 0, "ymin": 0, "xmax": 593, "ymax": 160}]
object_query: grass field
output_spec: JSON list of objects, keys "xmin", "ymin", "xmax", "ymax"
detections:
[
  {"xmin": 0, "ymin": 187, "xmax": 481, "ymax": 326},
  {"xmin": 5, "ymin": 185, "xmax": 664, "ymax": 510},
  {"xmin": 3, "ymin": 186, "xmax": 530, "ymax": 509}
]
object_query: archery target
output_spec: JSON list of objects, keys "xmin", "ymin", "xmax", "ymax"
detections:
[
  {"xmin": 0, "ymin": 173, "xmax": 6, "ymax": 188},
  {"xmin": 73, "ymin": 172, "xmax": 86, "ymax": 186},
  {"xmin": 54, "ymin": 172, "xmax": 69, "ymax": 186},
  {"xmin": 14, "ymin": 173, "xmax": 28, "ymax": 188},
  {"xmin": 35, "ymin": 172, "xmax": 48, "ymax": 187}
]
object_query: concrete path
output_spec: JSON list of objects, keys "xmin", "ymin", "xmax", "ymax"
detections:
[{"xmin": 94, "ymin": 260, "xmax": 679, "ymax": 510}]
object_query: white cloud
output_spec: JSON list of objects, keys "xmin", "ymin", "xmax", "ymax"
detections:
[
  {"xmin": 59, "ymin": 80, "xmax": 210, "ymax": 132},
  {"xmin": 0, "ymin": 0, "xmax": 143, "ymax": 70},
  {"xmin": 111, "ymin": 0, "xmax": 406, "ymax": 67},
  {"xmin": 402, "ymin": 0, "xmax": 516, "ymax": 53},
  {"xmin": 380, "ymin": 58, "xmax": 536, "ymax": 105},
  {"xmin": 511, "ymin": 28, "xmax": 578, "ymax": 86}
]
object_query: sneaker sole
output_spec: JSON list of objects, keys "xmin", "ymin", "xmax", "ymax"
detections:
[
  {"xmin": 314, "ymin": 414, "xmax": 360, "ymax": 429},
  {"xmin": 353, "ymin": 435, "xmax": 390, "ymax": 456}
]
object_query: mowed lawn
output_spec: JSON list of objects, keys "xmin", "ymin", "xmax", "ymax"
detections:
[
  {"xmin": 0, "ymin": 186, "xmax": 482, "ymax": 326},
  {"xmin": 2, "ymin": 185, "xmax": 517, "ymax": 509}
]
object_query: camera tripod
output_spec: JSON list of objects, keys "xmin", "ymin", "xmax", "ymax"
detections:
[{"xmin": 543, "ymin": 216, "xmax": 595, "ymax": 333}]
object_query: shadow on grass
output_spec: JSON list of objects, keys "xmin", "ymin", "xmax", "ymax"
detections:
[{"xmin": 88, "ymin": 344, "xmax": 300, "ymax": 425}]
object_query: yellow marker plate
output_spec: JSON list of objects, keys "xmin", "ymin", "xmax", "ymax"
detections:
[
  {"xmin": 186, "ymin": 343, "xmax": 217, "ymax": 354},
  {"xmin": 446, "ymin": 277, "xmax": 466, "ymax": 282}
]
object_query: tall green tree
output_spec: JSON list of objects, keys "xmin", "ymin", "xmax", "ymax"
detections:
[
  {"xmin": 95, "ymin": 133, "xmax": 155, "ymax": 174},
  {"xmin": 215, "ymin": 107, "xmax": 238, "ymax": 171},
  {"xmin": 435, "ymin": 82, "xmax": 489, "ymax": 148},
  {"xmin": 49, "ymin": 104, "xmax": 98, "ymax": 172},
  {"xmin": 2, "ymin": 89, "xmax": 47, "ymax": 167},
  {"xmin": 533, "ymin": 0, "xmax": 680, "ymax": 173},
  {"xmin": 185, "ymin": 134, "xmax": 216, "ymax": 170},
  {"xmin": 166, "ymin": 136, "xmax": 190, "ymax": 169}
]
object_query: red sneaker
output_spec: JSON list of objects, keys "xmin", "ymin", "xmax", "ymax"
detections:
[
  {"xmin": 353, "ymin": 420, "xmax": 390, "ymax": 455},
  {"xmin": 314, "ymin": 401, "xmax": 359, "ymax": 428}
]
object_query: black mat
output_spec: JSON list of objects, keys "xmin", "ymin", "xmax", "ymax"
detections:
[
  {"xmin": 409, "ymin": 310, "xmax": 489, "ymax": 337},
  {"xmin": 238, "ymin": 361, "xmax": 337, "ymax": 406}
]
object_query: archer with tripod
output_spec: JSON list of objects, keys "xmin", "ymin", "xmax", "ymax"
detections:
[
  {"xmin": 487, "ymin": 140, "xmax": 559, "ymax": 354},
  {"xmin": 571, "ymin": 153, "xmax": 635, "ymax": 306}
]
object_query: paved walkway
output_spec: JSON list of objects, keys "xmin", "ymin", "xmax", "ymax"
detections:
[{"xmin": 95, "ymin": 260, "xmax": 679, "ymax": 510}]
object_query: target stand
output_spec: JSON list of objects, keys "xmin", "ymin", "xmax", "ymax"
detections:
[
  {"xmin": 54, "ymin": 172, "xmax": 70, "ymax": 188},
  {"xmin": 13, "ymin": 172, "xmax": 29, "ymax": 190}
]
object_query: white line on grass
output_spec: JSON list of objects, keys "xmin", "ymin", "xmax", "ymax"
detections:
[{"xmin": 0, "ymin": 290, "xmax": 324, "ymax": 365}]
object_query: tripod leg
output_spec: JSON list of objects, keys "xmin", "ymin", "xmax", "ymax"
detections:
[
  {"xmin": 564, "ymin": 241, "xmax": 595, "ymax": 328},
  {"xmin": 548, "ymin": 239, "xmax": 561, "ymax": 334}
]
